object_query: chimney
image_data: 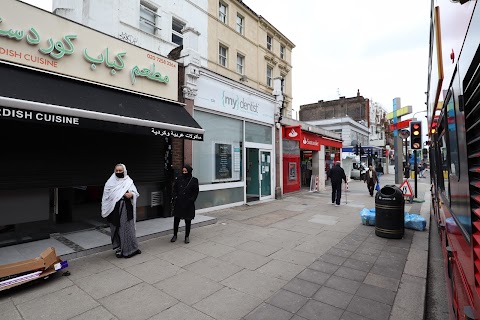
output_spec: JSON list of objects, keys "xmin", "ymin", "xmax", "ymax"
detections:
[{"xmin": 357, "ymin": 89, "xmax": 360, "ymax": 97}]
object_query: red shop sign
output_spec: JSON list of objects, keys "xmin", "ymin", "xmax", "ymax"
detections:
[
  {"xmin": 283, "ymin": 126, "xmax": 302, "ymax": 141},
  {"xmin": 300, "ymin": 131, "xmax": 321, "ymax": 151}
]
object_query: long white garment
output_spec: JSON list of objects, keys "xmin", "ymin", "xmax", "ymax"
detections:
[{"xmin": 101, "ymin": 164, "xmax": 139, "ymax": 223}]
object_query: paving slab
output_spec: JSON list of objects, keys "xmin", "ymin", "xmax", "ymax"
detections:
[
  {"xmin": 257, "ymin": 259, "xmax": 305, "ymax": 281},
  {"xmin": 266, "ymin": 289, "xmax": 308, "ymax": 313},
  {"xmin": 283, "ymin": 278, "xmax": 322, "ymax": 298},
  {"xmin": 221, "ymin": 269, "xmax": 287, "ymax": 300},
  {"xmin": 154, "ymin": 271, "xmax": 223, "ymax": 305},
  {"xmin": 219, "ymin": 249, "xmax": 271, "ymax": 270},
  {"xmin": 244, "ymin": 303, "xmax": 294, "ymax": 320},
  {"xmin": 297, "ymin": 300, "xmax": 344, "ymax": 320},
  {"xmin": 149, "ymin": 302, "xmax": 214, "ymax": 320},
  {"xmin": 100, "ymin": 283, "xmax": 177, "ymax": 320},
  {"xmin": 184, "ymin": 256, "xmax": 242, "ymax": 281},
  {"xmin": 69, "ymin": 306, "xmax": 118, "ymax": 320},
  {"xmin": 124, "ymin": 258, "xmax": 184, "ymax": 284},
  {"xmin": 193, "ymin": 287, "xmax": 262, "ymax": 320},
  {"xmin": 16, "ymin": 286, "xmax": 98, "ymax": 320},
  {"xmin": 313, "ymin": 286, "xmax": 354, "ymax": 309}
]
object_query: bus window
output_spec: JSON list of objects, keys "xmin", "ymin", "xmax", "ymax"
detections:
[
  {"xmin": 439, "ymin": 132, "xmax": 450, "ymax": 202},
  {"xmin": 446, "ymin": 94, "xmax": 460, "ymax": 180}
]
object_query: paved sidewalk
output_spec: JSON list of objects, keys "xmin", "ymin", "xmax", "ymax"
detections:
[{"xmin": 0, "ymin": 174, "xmax": 430, "ymax": 320}]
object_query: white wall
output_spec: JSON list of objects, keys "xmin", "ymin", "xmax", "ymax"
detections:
[{"xmin": 53, "ymin": 0, "xmax": 209, "ymax": 65}]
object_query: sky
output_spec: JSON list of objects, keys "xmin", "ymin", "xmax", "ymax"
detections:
[{"xmin": 21, "ymin": 0, "xmax": 431, "ymax": 117}]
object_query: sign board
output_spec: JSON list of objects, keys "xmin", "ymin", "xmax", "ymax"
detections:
[
  {"xmin": 387, "ymin": 105, "xmax": 413, "ymax": 120},
  {"xmin": 399, "ymin": 179, "xmax": 413, "ymax": 197},
  {"xmin": 390, "ymin": 119, "xmax": 412, "ymax": 131},
  {"xmin": 400, "ymin": 129, "xmax": 410, "ymax": 139},
  {"xmin": 195, "ymin": 75, "xmax": 275, "ymax": 125},
  {"xmin": 0, "ymin": 0, "xmax": 178, "ymax": 100}
]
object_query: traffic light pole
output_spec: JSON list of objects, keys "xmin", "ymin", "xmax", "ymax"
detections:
[
  {"xmin": 404, "ymin": 138, "xmax": 408, "ymax": 178},
  {"xmin": 414, "ymin": 150, "xmax": 417, "ymax": 198}
]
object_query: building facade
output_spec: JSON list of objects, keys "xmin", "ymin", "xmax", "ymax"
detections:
[
  {"xmin": 368, "ymin": 101, "xmax": 388, "ymax": 147},
  {"xmin": 0, "ymin": 1, "xmax": 203, "ymax": 246},
  {"xmin": 53, "ymin": 0, "xmax": 295, "ymax": 211}
]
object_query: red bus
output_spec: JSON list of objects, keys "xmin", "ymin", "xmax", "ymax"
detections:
[{"xmin": 427, "ymin": 0, "xmax": 479, "ymax": 318}]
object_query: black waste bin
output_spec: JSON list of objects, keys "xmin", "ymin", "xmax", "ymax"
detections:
[{"xmin": 375, "ymin": 185, "xmax": 404, "ymax": 239}]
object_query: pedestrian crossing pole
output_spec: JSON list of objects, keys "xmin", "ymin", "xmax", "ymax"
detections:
[{"xmin": 414, "ymin": 150, "xmax": 418, "ymax": 198}]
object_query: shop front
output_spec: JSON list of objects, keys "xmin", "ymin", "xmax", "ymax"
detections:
[
  {"xmin": 0, "ymin": 1, "xmax": 203, "ymax": 247},
  {"xmin": 193, "ymin": 69, "xmax": 276, "ymax": 211},
  {"xmin": 282, "ymin": 126, "xmax": 342, "ymax": 193}
]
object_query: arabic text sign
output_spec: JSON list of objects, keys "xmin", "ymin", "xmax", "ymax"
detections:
[{"xmin": 0, "ymin": 0, "xmax": 178, "ymax": 101}]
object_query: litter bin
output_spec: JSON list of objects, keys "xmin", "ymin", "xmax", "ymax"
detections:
[{"xmin": 375, "ymin": 185, "xmax": 404, "ymax": 239}]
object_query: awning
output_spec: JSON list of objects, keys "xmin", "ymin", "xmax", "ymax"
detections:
[
  {"xmin": 283, "ymin": 126, "xmax": 342, "ymax": 150},
  {"xmin": 0, "ymin": 62, "xmax": 204, "ymax": 140}
]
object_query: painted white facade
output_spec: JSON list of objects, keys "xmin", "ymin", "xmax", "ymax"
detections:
[
  {"xmin": 368, "ymin": 101, "xmax": 387, "ymax": 147},
  {"xmin": 52, "ymin": 0, "xmax": 209, "ymax": 66},
  {"xmin": 306, "ymin": 117, "xmax": 369, "ymax": 147}
]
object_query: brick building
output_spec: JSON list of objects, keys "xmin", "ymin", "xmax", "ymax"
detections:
[{"xmin": 299, "ymin": 90, "xmax": 370, "ymax": 127}]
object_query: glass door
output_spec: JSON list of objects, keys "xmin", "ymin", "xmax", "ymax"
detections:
[{"xmin": 260, "ymin": 150, "xmax": 272, "ymax": 199}]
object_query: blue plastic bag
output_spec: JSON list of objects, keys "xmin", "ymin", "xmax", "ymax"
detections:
[
  {"xmin": 404, "ymin": 213, "xmax": 426, "ymax": 231},
  {"xmin": 375, "ymin": 182, "xmax": 380, "ymax": 191},
  {"xmin": 360, "ymin": 208, "xmax": 375, "ymax": 226}
]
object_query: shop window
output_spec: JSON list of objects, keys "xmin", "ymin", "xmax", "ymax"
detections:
[
  {"xmin": 245, "ymin": 122, "xmax": 272, "ymax": 144},
  {"xmin": 193, "ymin": 111, "xmax": 243, "ymax": 185}
]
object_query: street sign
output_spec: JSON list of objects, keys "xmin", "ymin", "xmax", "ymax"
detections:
[
  {"xmin": 400, "ymin": 129, "xmax": 410, "ymax": 139},
  {"xmin": 399, "ymin": 179, "xmax": 413, "ymax": 197}
]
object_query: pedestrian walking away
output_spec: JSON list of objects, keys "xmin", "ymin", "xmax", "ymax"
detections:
[
  {"xmin": 376, "ymin": 162, "xmax": 384, "ymax": 180},
  {"xmin": 364, "ymin": 165, "xmax": 378, "ymax": 197},
  {"xmin": 171, "ymin": 164, "xmax": 199, "ymax": 244},
  {"xmin": 327, "ymin": 161, "xmax": 347, "ymax": 206},
  {"xmin": 101, "ymin": 163, "xmax": 141, "ymax": 258}
]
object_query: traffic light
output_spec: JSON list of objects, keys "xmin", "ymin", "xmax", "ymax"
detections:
[
  {"xmin": 410, "ymin": 121, "xmax": 422, "ymax": 149},
  {"xmin": 355, "ymin": 144, "xmax": 359, "ymax": 155},
  {"xmin": 382, "ymin": 149, "xmax": 387, "ymax": 157},
  {"xmin": 430, "ymin": 121, "xmax": 437, "ymax": 135}
]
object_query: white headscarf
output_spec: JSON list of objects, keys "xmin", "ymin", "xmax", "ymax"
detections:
[{"xmin": 101, "ymin": 164, "xmax": 139, "ymax": 219}]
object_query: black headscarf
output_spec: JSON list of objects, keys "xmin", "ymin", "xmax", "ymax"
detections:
[{"xmin": 183, "ymin": 164, "xmax": 193, "ymax": 178}]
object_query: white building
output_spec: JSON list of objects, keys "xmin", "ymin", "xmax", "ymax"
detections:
[
  {"xmin": 53, "ymin": 0, "xmax": 209, "ymax": 66},
  {"xmin": 368, "ymin": 101, "xmax": 387, "ymax": 147},
  {"xmin": 305, "ymin": 117, "xmax": 369, "ymax": 147}
]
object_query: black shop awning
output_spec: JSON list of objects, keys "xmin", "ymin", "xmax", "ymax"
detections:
[{"xmin": 0, "ymin": 62, "xmax": 204, "ymax": 140}]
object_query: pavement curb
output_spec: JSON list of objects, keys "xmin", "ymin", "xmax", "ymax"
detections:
[{"xmin": 390, "ymin": 189, "xmax": 431, "ymax": 320}]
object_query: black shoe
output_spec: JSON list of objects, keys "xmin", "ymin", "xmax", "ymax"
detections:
[
  {"xmin": 184, "ymin": 237, "xmax": 190, "ymax": 244},
  {"xmin": 170, "ymin": 235, "xmax": 177, "ymax": 242},
  {"xmin": 115, "ymin": 251, "xmax": 123, "ymax": 258}
]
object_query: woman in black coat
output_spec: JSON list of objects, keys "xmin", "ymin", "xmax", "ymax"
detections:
[{"xmin": 170, "ymin": 164, "xmax": 199, "ymax": 244}]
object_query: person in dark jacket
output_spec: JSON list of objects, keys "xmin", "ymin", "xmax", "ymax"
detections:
[
  {"xmin": 364, "ymin": 165, "xmax": 378, "ymax": 197},
  {"xmin": 171, "ymin": 164, "xmax": 199, "ymax": 244},
  {"xmin": 327, "ymin": 161, "xmax": 347, "ymax": 206}
]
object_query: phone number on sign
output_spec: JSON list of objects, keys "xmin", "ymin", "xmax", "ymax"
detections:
[{"xmin": 146, "ymin": 54, "xmax": 176, "ymax": 68}]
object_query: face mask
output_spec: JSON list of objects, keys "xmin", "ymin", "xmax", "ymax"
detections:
[{"xmin": 115, "ymin": 172, "xmax": 124, "ymax": 178}]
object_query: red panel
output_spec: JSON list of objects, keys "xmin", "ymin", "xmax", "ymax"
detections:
[
  {"xmin": 283, "ymin": 154, "xmax": 300, "ymax": 193},
  {"xmin": 283, "ymin": 126, "xmax": 302, "ymax": 141},
  {"xmin": 390, "ymin": 119, "xmax": 412, "ymax": 131},
  {"xmin": 300, "ymin": 131, "xmax": 321, "ymax": 151}
]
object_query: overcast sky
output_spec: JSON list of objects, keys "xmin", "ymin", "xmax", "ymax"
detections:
[{"xmin": 21, "ymin": 0, "xmax": 431, "ymax": 116}]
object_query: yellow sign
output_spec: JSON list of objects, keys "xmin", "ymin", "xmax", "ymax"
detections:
[{"xmin": 387, "ymin": 105, "xmax": 412, "ymax": 120}]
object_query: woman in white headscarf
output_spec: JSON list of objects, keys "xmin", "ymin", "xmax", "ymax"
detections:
[{"xmin": 101, "ymin": 164, "xmax": 141, "ymax": 258}]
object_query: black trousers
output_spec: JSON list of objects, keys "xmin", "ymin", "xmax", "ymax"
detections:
[
  {"xmin": 367, "ymin": 182, "xmax": 375, "ymax": 196},
  {"xmin": 173, "ymin": 217, "xmax": 191, "ymax": 237},
  {"xmin": 331, "ymin": 183, "xmax": 342, "ymax": 205}
]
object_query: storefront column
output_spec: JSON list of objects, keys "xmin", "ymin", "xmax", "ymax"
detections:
[
  {"xmin": 183, "ymin": 99, "xmax": 194, "ymax": 166},
  {"xmin": 318, "ymin": 145, "xmax": 326, "ymax": 191}
]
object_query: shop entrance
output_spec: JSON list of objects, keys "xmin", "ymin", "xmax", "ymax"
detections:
[
  {"xmin": 300, "ymin": 150, "xmax": 313, "ymax": 187},
  {"xmin": 246, "ymin": 148, "xmax": 272, "ymax": 202}
]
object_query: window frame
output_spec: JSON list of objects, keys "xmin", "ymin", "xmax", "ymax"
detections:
[
  {"xmin": 267, "ymin": 34, "xmax": 273, "ymax": 51},
  {"xmin": 219, "ymin": 2, "xmax": 228, "ymax": 24},
  {"xmin": 266, "ymin": 65, "xmax": 273, "ymax": 87},
  {"xmin": 171, "ymin": 18, "xmax": 185, "ymax": 46},
  {"xmin": 236, "ymin": 14, "xmax": 244, "ymax": 34},
  {"xmin": 236, "ymin": 53, "xmax": 245, "ymax": 75},
  {"xmin": 280, "ymin": 45, "xmax": 285, "ymax": 60},
  {"xmin": 140, "ymin": 2, "xmax": 160, "ymax": 35},
  {"xmin": 219, "ymin": 44, "xmax": 228, "ymax": 67}
]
